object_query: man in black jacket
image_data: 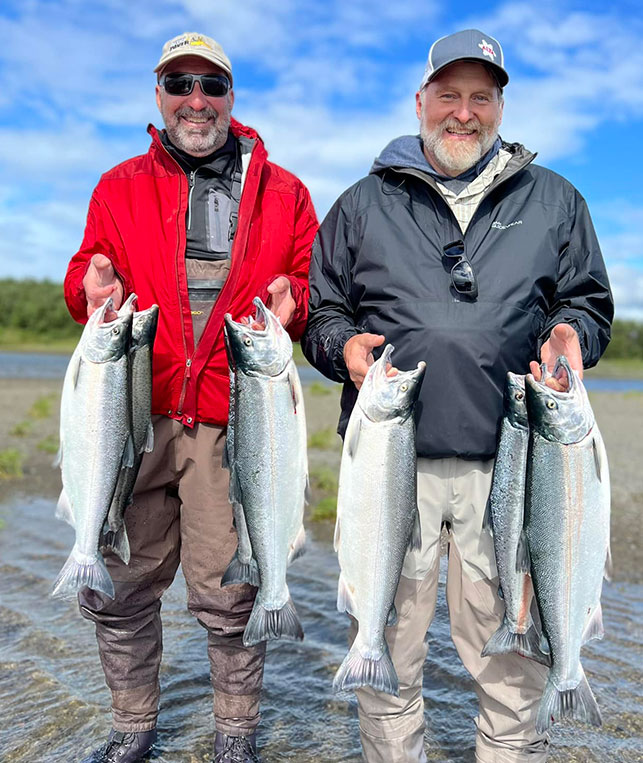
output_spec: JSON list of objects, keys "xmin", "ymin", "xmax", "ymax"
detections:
[{"xmin": 302, "ymin": 28, "xmax": 612, "ymax": 763}]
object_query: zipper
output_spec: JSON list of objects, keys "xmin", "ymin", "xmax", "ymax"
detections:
[
  {"xmin": 176, "ymin": 357, "xmax": 192, "ymax": 417},
  {"xmin": 187, "ymin": 170, "xmax": 197, "ymax": 231},
  {"xmin": 157, "ymin": 136, "xmax": 194, "ymax": 418}
]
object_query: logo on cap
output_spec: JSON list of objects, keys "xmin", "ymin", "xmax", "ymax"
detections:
[
  {"xmin": 169, "ymin": 34, "xmax": 213, "ymax": 53},
  {"xmin": 478, "ymin": 40, "xmax": 496, "ymax": 60}
]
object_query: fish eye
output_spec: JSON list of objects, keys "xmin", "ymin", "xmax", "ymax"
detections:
[
  {"xmin": 243, "ymin": 337, "xmax": 253, "ymax": 346},
  {"xmin": 400, "ymin": 383, "xmax": 408, "ymax": 392},
  {"xmin": 546, "ymin": 399, "xmax": 556, "ymax": 409},
  {"xmin": 112, "ymin": 327, "xmax": 120, "ymax": 335},
  {"xmin": 515, "ymin": 392, "xmax": 524, "ymax": 401}
]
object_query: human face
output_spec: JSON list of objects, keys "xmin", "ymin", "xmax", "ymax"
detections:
[
  {"xmin": 416, "ymin": 61, "xmax": 503, "ymax": 177},
  {"xmin": 156, "ymin": 56, "xmax": 234, "ymax": 157}
]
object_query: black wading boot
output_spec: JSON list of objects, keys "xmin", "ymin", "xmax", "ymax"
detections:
[
  {"xmin": 213, "ymin": 731, "xmax": 261, "ymax": 763},
  {"xmin": 79, "ymin": 728, "xmax": 157, "ymax": 763}
]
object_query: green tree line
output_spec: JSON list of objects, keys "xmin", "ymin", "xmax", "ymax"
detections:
[{"xmin": 0, "ymin": 278, "xmax": 642, "ymax": 359}]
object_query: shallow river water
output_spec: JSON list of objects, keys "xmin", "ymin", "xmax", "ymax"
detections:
[{"xmin": 0, "ymin": 492, "xmax": 641, "ymax": 762}]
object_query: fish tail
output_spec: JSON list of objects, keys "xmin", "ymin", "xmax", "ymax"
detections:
[
  {"xmin": 482, "ymin": 618, "xmax": 551, "ymax": 666},
  {"xmin": 333, "ymin": 643, "xmax": 399, "ymax": 697},
  {"xmin": 242, "ymin": 596, "xmax": 304, "ymax": 646},
  {"xmin": 51, "ymin": 548, "xmax": 115, "ymax": 600},
  {"xmin": 221, "ymin": 553, "xmax": 260, "ymax": 588},
  {"xmin": 100, "ymin": 524, "xmax": 131, "ymax": 565},
  {"xmin": 536, "ymin": 671, "xmax": 601, "ymax": 733}
]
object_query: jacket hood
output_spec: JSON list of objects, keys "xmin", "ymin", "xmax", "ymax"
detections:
[{"xmin": 370, "ymin": 135, "xmax": 429, "ymax": 175}]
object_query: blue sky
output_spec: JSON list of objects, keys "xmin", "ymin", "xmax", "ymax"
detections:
[{"xmin": 1, "ymin": 0, "xmax": 642, "ymax": 319}]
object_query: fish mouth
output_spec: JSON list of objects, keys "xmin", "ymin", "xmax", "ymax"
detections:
[{"xmin": 224, "ymin": 298, "xmax": 279, "ymax": 336}]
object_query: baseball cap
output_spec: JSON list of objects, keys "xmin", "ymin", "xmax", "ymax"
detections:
[
  {"xmin": 154, "ymin": 32, "xmax": 233, "ymax": 84},
  {"xmin": 419, "ymin": 29, "xmax": 508, "ymax": 90}
]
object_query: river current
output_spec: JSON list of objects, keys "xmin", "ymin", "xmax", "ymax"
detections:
[{"xmin": 0, "ymin": 492, "xmax": 641, "ymax": 762}]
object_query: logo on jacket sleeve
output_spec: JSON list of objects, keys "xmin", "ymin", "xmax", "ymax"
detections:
[{"xmin": 478, "ymin": 40, "xmax": 497, "ymax": 60}]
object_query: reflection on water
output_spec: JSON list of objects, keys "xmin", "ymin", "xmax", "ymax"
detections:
[{"xmin": 0, "ymin": 496, "xmax": 641, "ymax": 762}]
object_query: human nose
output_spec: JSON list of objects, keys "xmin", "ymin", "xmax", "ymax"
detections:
[
  {"xmin": 185, "ymin": 81, "xmax": 208, "ymax": 109},
  {"xmin": 453, "ymin": 100, "xmax": 473, "ymax": 122}
]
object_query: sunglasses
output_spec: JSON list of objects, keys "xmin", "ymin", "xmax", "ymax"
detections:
[
  {"xmin": 443, "ymin": 240, "xmax": 478, "ymax": 298},
  {"xmin": 161, "ymin": 72, "xmax": 231, "ymax": 98}
]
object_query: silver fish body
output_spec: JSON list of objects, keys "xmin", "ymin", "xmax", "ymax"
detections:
[
  {"xmin": 334, "ymin": 345, "xmax": 425, "ymax": 697},
  {"xmin": 223, "ymin": 298, "xmax": 308, "ymax": 646},
  {"xmin": 483, "ymin": 373, "xmax": 548, "ymax": 665},
  {"xmin": 53, "ymin": 298, "xmax": 135, "ymax": 599},
  {"xmin": 524, "ymin": 356, "xmax": 610, "ymax": 732},
  {"xmin": 102, "ymin": 301, "xmax": 159, "ymax": 563}
]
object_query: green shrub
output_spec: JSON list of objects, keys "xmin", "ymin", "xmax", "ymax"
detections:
[
  {"xmin": 307, "ymin": 427, "xmax": 339, "ymax": 450},
  {"xmin": 9, "ymin": 420, "xmax": 32, "ymax": 437},
  {"xmin": 311, "ymin": 496, "xmax": 337, "ymax": 522},
  {"xmin": 0, "ymin": 449, "xmax": 24, "ymax": 479}
]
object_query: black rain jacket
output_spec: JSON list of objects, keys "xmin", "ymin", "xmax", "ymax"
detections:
[{"xmin": 301, "ymin": 137, "xmax": 613, "ymax": 459}]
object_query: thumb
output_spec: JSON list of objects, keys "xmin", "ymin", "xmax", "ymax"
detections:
[
  {"xmin": 361, "ymin": 333, "xmax": 385, "ymax": 350},
  {"xmin": 91, "ymin": 254, "xmax": 116, "ymax": 285}
]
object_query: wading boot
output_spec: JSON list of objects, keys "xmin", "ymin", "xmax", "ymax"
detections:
[
  {"xmin": 80, "ymin": 728, "xmax": 157, "ymax": 762},
  {"xmin": 213, "ymin": 731, "xmax": 262, "ymax": 762}
]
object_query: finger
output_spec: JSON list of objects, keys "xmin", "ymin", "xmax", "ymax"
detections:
[
  {"xmin": 386, "ymin": 366, "xmax": 399, "ymax": 377},
  {"xmin": 267, "ymin": 276, "xmax": 290, "ymax": 294},
  {"xmin": 529, "ymin": 360, "xmax": 542, "ymax": 380}
]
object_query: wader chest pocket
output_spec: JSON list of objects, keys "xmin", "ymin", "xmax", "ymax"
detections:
[{"xmin": 207, "ymin": 189, "xmax": 233, "ymax": 255}]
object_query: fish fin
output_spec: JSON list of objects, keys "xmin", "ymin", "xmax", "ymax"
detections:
[
  {"xmin": 346, "ymin": 418, "xmax": 361, "ymax": 458},
  {"xmin": 516, "ymin": 531, "xmax": 531, "ymax": 573},
  {"xmin": 408, "ymin": 508, "xmax": 422, "ymax": 552},
  {"xmin": 304, "ymin": 474, "xmax": 311, "ymax": 505},
  {"xmin": 386, "ymin": 604, "xmax": 398, "ymax": 627},
  {"xmin": 55, "ymin": 488, "xmax": 75, "ymax": 528},
  {"xmin": 51, "ymin": 548, "xmax": 115, "ymax": 600},
  {"xmin": 288, "ymin": 369, "xmax": 301, "ymax": 414},
  {"xmin": 288, "ymin": 525, "xmax": 306, "ymax": 565},
  {"xmin": 337, "ymin": 573, "xmax": 357, "ymax": 617},
  {"xmin": 221, "ymin": 552, "xmax": 260, "ymax": 588},
  {"xmin": 581, "ymin": 604, "xmax": 604, "ymax": 644},
  {"xmin": 71, "ymin": 353, "xmax": 82, "ymax": 389},
  {"xmin": 333, "ymin": 516, "xmax": 341, "ymax": 552},
  {"xmin": 482, "ymin": 618, "xmax": 551, "ymax": 666},
  {"xmin": 333, "ymin": 643, "xmax": 399, "ymax": 697},
  {"xmin": 242, "ymin": 596, "xmax": 304, "ymax": 646},
  {"xmin": 539, "ymin": 633, "xmax": 551, "ymax": 657},
  {"xmin": 228, "ymin": 468, "xmax": 243, "ymax": 506},
  {"xmin": 53, "ymin": 443, "xmax": 63, "ymax": 469},
  {"xmin": 496, "ymin": 584, "xmax": 505, "ymax": 600},
  {"xmin": 100, "ymin": 523, "xmax": 131, "ymax": 565},
  {"xmin": 536, "ymin": 670, "xmax": 601, "ymax": 734},
  {"xmin": 592, "ymin": 436, "xmax": 603, "ymax": 482},
  {"xmin": 122, "ymin": 435, "xmax": 135, "ymax": 469},
  {"xmin": 482, "ymin": 495, "xmax": 493, "ymax": 534},
  {"xmin": 143, "ymin": 421, "xmax": 154, "ymax": 453},
  {"xmin": 604, "ymin": 546, "xmax": 613, "ymax": 581}
]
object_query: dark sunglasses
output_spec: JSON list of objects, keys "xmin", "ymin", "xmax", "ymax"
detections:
[
  {"xmin": 443, "ymin": 240, "xmax": 478, "ymax": 298},
  {"xmin": 161, "ymin": 72, "xmax": 231, "ymax": 98}
]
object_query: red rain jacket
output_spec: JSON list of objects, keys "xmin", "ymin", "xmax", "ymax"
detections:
[{"xmin": 64, "ymin": 119, "xmax": 318, "ymax": 427}]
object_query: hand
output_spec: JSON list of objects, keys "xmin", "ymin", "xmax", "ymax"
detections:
[
  {"xmin": 266, "ymin": 276, "xmax": 296, "ymax": 328},
  {"xmin": 82, "ymin": 253, "xmax": 123, "ymax": 318},
  {"xmin": 529, "ymin": 323, "xmax": 583, "ymax": 391},
  {"xmin": 343, "ymin": 333, "xmax": 391, "ymax": 389}
]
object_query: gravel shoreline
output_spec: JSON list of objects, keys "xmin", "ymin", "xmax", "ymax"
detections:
[{"xmin": 0, "ymin": 376, "xmax": 640, "ymax": 583}]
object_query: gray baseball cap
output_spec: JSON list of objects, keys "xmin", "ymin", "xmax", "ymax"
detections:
[{"xmin": 419, "ymin": 29, "xmax": 508, "ymax": 90}]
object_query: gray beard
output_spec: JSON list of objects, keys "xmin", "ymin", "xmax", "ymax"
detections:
[
  {"xmin": 164, "ymin": 106, "xmax": 230, "ymax": 157},
  {"xmin": 421, "ymin": 118, "xmax": 498, "ymax": 176}
]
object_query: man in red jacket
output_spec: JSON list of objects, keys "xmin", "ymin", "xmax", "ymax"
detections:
[{"xmin": 65, "ymin": 32, "xmax": 317, "ymax": 763}]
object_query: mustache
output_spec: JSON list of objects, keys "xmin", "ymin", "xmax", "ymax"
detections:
[
  {"xmin": 175, "ymin": 106, "xmax": 220, "ymax": 121},
  {"xmin": 441, "ymin": 117, "xmax": 483, "ymax": 132}
]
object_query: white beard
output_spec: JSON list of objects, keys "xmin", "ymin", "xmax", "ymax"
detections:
[
  {"xmin": 421, "ymin": 116, "xmax": 499, "ymax": 176},
  {"xmin": 164, "ymin": 105, "xmax": 231, "ymax": 156}
]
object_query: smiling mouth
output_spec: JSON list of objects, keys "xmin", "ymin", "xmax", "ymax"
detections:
[{"xmin": 445, "ymin": 128, "xmax": 476, "ymax": 137}]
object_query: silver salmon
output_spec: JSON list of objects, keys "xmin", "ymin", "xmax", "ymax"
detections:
[
  {"xmin": 483, "ymin": 372, "xmax": 549, "ymax": 665},
  {"xmin": 53, "ymin": 298, "xmax": 135, "ymax": 599},
  {"xmin": 524, "ymin": 356, "xmax": 611, "ymax": 732},
  {"xmin": 223, "ymin": 298, "xmax": 308, "ymax": 646},
  {"xmin": 102, "ymin": 300, "xmax": 159, "ymax": 563},
  {"xmin": 334, "ymin": 345, "xmax": 425, "ymax": 697}
]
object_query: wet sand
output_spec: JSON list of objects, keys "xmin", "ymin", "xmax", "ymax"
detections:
[{"xmin": 0, "ymin": 376, "xmax": 640, "ymax": 582}]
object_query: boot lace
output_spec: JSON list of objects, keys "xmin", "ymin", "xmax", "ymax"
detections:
[{"xmin": 104, "ymin": 732, "xmax": 137, "ymax": 762}]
